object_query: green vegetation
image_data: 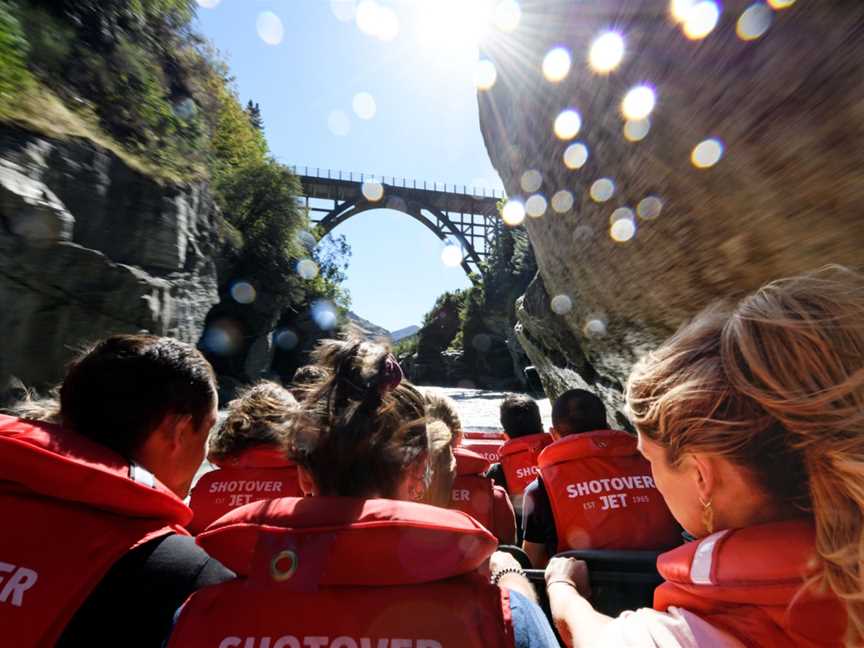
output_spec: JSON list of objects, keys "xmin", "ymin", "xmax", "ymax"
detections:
[
  {"xmin": 0, "ymin": 0, "xmax": 349, "ymax": 316},
  {"xmin": 406, "ymin": 223, "xmax": 537, "ymax": 385}
]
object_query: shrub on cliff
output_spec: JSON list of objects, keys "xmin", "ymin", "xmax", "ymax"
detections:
[{"xmin": 0, "ymin": 1, "xmax": 31, "ymax": 110}]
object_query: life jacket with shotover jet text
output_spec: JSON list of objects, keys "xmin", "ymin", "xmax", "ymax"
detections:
[
  {"xmin": 538, "ymin": 430, "xmax": 680, "ymax": 552},
  {"xmin": 500, "ymin": 432, "xmax": 553, "ymax": 496},
  {"xmin": 188, "ymin": 446, "xmax": 301, "ymax": 534},
  {"xmin": 0, "ymin": 414, "xmax": 191, "ymax": 648},
  {"xmin": 451, "ymin": 448, "xmax": 517, "ymax": 545},
  {"xmin": 168, "ymin": 496, "xmax": 516, "ymax": 648}
]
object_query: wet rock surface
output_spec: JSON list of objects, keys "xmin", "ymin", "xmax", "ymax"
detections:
[{"xmin": 479, "ymin": 0, "xmax": 864, "ymax": 416}]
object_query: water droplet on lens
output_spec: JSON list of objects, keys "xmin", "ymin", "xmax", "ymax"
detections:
[
  {"xmin": 502, "ymin": 200, "xmax": 526, "ymax": 226},
  {"xmin": 590, "ymin": 178, "xmax": 615, "ymax": 203},
  {"xmin": 551, "ymin": 190, "xmax": 574, "ymax": 213},
  {"xmin": 550, "ymin": 294, "xmax": 573, "ymax": 315},
  {"xmin": 520, "ymin": 169, "xmax": 543, "ymax": 193},
  {"xmin": 475, "ymin": 59, "xmax": 498, "ymax": 90},
  {"xmin": 328, "ymin": 110, "xmax": 350, "ymax": 136},
  {"xmin": 297, "ymin": 259, "xmax": 319, "ymax": 280},
  {"xmin": 352, "ymin": 92, "xmax": 377, "ymax": 120},
  {"xmin": 589, "ymin": 32, "xmax": 625, "ymax": 73},
  {"xmin": 621, "ymin": 85, "xmax": 656, "ymax": 121},
  {"xmin": 637, "ymin": 196, "xmax": 663, "ymax": 220},
  {"xmin": 311, "ymin": 300, "xmax": 339, "ymax": 331},
  {"xmin": 563, "ymin": 142, "xmax": 589, "ymax": 169},
  {"xmin": 623, "ymin": 118, "xmax": 651, "ymax": 142},
  {"xmin": 737, "ymin": 4, "xmax": 772, "ymax": 41},
  {"xmin": 230, "ymin": 281, "xmax": 256, "ymax": 304},
  {"xmin": 525, "ymin": 194, "xmax": 548, "ymax": 218},
  {"xmin": 542, "ymin": 47, "xmax": 571, "ymax": 82},
  {"xmin": 274, "ymin": 327, "xmax": 299, "ymax": 351},
  {"xmin": 256, "ymin": 11, "xmax": 284, "ymax": 45},
  {"xmin": 554, "ymin": 109, "xmax": 582, "ymax": 140},
  {"xmin": 361, "ymin": 179, "xmax": 384, "ymax": 201},
  {"xmin": 691, "ymin": 138, "xmax": 724, "ymax": 168}
]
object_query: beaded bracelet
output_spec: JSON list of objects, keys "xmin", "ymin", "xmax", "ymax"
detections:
[{"xmin": 490, "ymin": 566, "xmax": 526, "ymax": 585}]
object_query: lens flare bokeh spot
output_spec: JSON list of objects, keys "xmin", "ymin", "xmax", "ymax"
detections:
[
  {"xmin": 256, "ymin": 11, "xmax": 284, "ymax": 45},
  {"xmin": 637, "ymin": 196, "xmax": 664, "ymax": 220},
  {"xmin": 621, "ymin": 85, "xmax": 656, "ymax": 121},
  {"xmin": 737, "ymin": 4, "xmax": 772, "ymax": 41},
  {"xmin": 590, "ymin": 178, "xmax": 615, "ymax": 203},
  {"xmin": 502, "ymin": 199, "xmax": 526, "ymax": 226},
  {"xmin": 550, "ymin": 294, "xmax": 573, "ymax": 315},
  {"xmin": 554, "ymin": 109, "xmax": 582, "ymax": 140},
  {"xmin": 563, "ymin": 142, "xmax": 589, "ymax": 169},
  {"xmin": 297, "ymin": 259, "xmax": 319, "ymax": 280},
  {"xmin": 475, "ymin": 59, "xmax": 498, "ymax": 90},
  {"xmin": 691, "ymin": 138, "xmax": 724, "ymax": 168},
  {"xmin": 361, "ymin": 179, "xmax": 384, "ymax": 201},
  {"xmin": 588, "ymin": 32, "xmax": 625, "ymax": 74},
  {"xmin": 230, "ymin": 280, "xmax": 256, "ymax": 304},
  {"xmin": 542, "ymin": 47, "xmax": 572, "ymax": 82},
  {"xmin": 520, "ymin": 169, "xmax": 543, "ymax": 193},
  {"xmin": 623, "ymin": 118, "xmax": 651, "ymax": 142},
  {"xmin": 525, "ymin": 194, "xmax": 548, "ymax": 218},
  {"xmin": 551, "ymin": 190, "xmax": 574, "ymax": 213}
]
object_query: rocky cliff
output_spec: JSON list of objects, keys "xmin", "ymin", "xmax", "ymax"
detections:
[
  {"xmin": 479, "ymin": 1, "xmax": 864, "ymax": 418},
  {"xmin": 0, "ymin": 126, "xmax": 219, "ymax": 394}
]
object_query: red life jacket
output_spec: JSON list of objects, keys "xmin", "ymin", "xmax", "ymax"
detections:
[
  {"xmin": 500, "ymin": 432, "xmax": 553, "ymax": 496},
  {"xmin": 537, "ymin": 430, "xmax": 680, "ymax": 552},
  {"xmin": 188, "ymin": 446, "xmax": 302, "ymax": 534},
  {"xmin": 655, "ymin": 520, "xmax": 847, "ymax": 648},
  {"xmin": 0, "ymin": 414, "xmax": 191, "ymax": 647},
  {"xmin": 460, "ymin": 429, "xmax": 506, "ymax": 464},
  {"xmin": 168, "ymin": 497, "xmax": 516, "ymax": 648},
  {"xmin": 451, "ymin": 448, "xmax": 517, "ymax": 545}
]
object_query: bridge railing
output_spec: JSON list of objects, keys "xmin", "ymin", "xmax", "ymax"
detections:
[{"xmin": 289, "ymin": 165, "xmax": 505, "ymax": 200}]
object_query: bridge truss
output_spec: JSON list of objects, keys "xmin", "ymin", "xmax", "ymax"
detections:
[{"xmin": 292, "ymin": 166, "xmax": 504, "ymax": 279}]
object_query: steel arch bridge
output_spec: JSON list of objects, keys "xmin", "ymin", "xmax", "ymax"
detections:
[{"xmin": 292, "ymin": 166, "xmax": 504, "ymax": 280}]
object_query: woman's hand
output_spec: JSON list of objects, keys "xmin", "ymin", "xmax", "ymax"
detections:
[{"xmin": 545, "ymin": 556, "xmax": 591, "ymax": 598}]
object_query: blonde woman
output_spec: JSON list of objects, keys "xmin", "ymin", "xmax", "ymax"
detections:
[{"xmin": 545, "ymin": 266, "xmax": 862, "ymax": 648}]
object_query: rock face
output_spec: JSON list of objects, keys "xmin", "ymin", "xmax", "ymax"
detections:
[
  {"xmin": 0, "ymin": 126, "xmax": 219, "ymax": 393},
  {"xmin": 479, "ymin": 1, "xmax": 864, "ymax": 416}
]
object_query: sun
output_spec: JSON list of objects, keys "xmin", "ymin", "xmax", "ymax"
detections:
[{"xmin": 417, "ymin": 0, "xmax": 495, "ymax": 54}]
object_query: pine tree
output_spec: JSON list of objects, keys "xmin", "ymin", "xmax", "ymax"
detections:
[{"xmin": 245, "ymin": 100, "xmax": 263, "ymax": 131}]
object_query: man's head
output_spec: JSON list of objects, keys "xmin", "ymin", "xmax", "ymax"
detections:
[
  {"xmin": 59, "ymin": 334, "xmax": 218, "ymax": 498},
  {"xmin": 499, "ymin": 393, "xmax": 543, "ymax": 439},
  {"xmin": 551, "ymin": 389, "xmax": 608, "ymax": 439}
]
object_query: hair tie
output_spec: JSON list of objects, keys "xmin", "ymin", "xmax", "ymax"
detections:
[{"xmin": 379, "ymin": 354, "xmax": 403, "ymax": 393}]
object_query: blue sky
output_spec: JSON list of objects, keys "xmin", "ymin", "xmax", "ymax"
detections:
[{"xmin": 195, "ymin": 1, "xmax": 506, "ymax": 331}]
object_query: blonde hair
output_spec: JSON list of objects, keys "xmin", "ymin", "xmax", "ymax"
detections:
[
  {"xmin": 208, "ymin": 381, "xmax": 297, "ymax": 462},
  {"xmin": 627, "ymin": 265, "xmax": 864, "ymax": 645},
  {"xmin": 423, "ymin": 420, "xmax": 457, "ymax": 508},
  {"xmin": 422, "ymin": 390, "xmax": 463, "ymax": 447}
]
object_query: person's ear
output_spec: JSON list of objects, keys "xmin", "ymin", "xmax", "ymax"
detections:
[
  {"xmin": 297, "ymin": 466, "xmax": 317, "ymax": 496},
  {"xmin": 689, "ymin": 453, "xmax": 715, "ymax": 503}
]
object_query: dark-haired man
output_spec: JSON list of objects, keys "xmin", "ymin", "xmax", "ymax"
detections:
[
  {"xmin": 0, "ymin": 335, "xmax": 234, "ymax": 648},
  {"xmin": 522, "ymin": 389, "xmax": 679, "ymax": 567},
  {"xmin": 485, "ymin": 393, "xmax": 548, "ymax": 496}
]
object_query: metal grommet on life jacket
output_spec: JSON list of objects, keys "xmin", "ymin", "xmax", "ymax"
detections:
[{"xmin": 270, "ymin": 549, "xmax": 298, "ymax": 582}]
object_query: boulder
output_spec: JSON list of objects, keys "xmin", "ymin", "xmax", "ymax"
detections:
[{"xmin": 479, "ymin": 0, "xmax": 864, "ymax": 415}]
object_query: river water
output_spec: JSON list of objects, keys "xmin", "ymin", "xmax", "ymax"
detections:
[{"xmin": 420, "ymin": 386, "xmax": 551, "ymax": 431}]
